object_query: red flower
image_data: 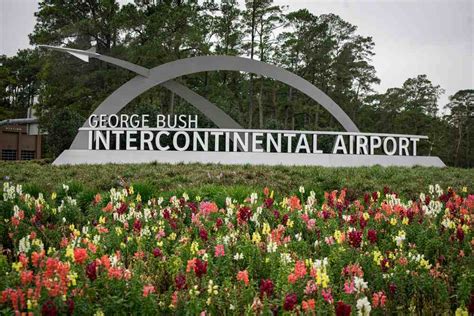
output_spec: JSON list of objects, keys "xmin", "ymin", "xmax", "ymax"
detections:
[
  {"xmin": 86, "ymin": 261, "xmax": 97, "ymax": 281},
  {"xmin": 133, "ymin": 219, "xmax": 142, "ymax": 233},
  {"xmin": 335, "ymin": 301, "xmax": 352, "ymax": 316},
  {"xmin": 259, "ymin": 279, "xmax": 274, "ymax": 297},
  {"xmin": 194, "ymin": 258, "xmax": 207, "ymax": 278},
  {"xmin": 66, "ymin": 298, "xmax": 74, "ymax": 315},
  {"xmin": 41, "ymin": 300, "xmax": 58, "ymax": 316},
  {"xmin": 348, "ymin": 230, "xmax": 362, "ymax": 248},
  {"xmin": 456, "ymin": 226, "xmax": 464, "ymax": 242},
  {"xmin": 238, "ymin": 206, "xmax": 252, "ymax": 223},
  {"xmin": 175, "ymin": 274, "xmax": 186, "ymax": 290},
  {"xmin": 284, "ymin": 293, "xmax": 298, "ymax": 311},
  {"xmin": 73, "ymin": 248, "xmax": 88, "ymax": 265},
  {"xmin": 367, "ymin": 229, "xmax": 378, "ymax": 244},
  {"xmin": 152, "ymin": 248, "xmax": 163, "ymax": 258},
  {"xmin": 199, "ymin": 228, "xmax": 208, "ymax": 241}
]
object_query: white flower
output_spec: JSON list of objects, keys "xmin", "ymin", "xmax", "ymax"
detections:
[
  {"xmin": 250, "ymin": 193, "xmax": 258, "ymax": 204},
  {"xmin": 299, "ymin": 186, "xmax": 305, "ymax": 194},
  {"xmin": 62, "ymin": 184, "xmax": 69, "ymax": 192},
  {"xmin": 267, "ymin": 241, "xmax": 277, "ymax": 253},
  {"xmin": 295, "ymin": 233, "xmax": 302, "ymax": 241},
  {"xmin": 182, "ymin": 192, "xmax": 189, "ymax": 201},
  {"xmin": 313, "ymin": 257, "xmax": 328, "ymax": 269},
  {"xmin": 280, "ymin": 253, "xmax": 292, "ymax": 264},
  {"xmin": 429, "ymin": 185, "xmax": 434, "ymax": 195},
  {"xmin": 356, "ymin": 297, "xmax": 371, "ymax": 316},
  {"xmin": 354, "ymin": 276, "xmax": 368, "ymax": 293},
  {"xmin": 233, "ymin": 253, "xmax": 244, "ymax": 261},
  {"xmin": 18, "ymin": 236, "xmax": 31, "ymax": 254}
]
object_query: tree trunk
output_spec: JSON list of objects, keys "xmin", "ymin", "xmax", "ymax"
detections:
[
  {"xmin": 258, "ymin": 80, "xmax": 264, "ymax": 128},
  {"xmin": 455, "ymin": 124, "xmax": 462, "ymax": 166}
]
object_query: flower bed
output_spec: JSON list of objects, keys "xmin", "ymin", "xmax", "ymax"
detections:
[{"xmin": 0, "ymin": 182, "xmax": 472, "ymax": 315}]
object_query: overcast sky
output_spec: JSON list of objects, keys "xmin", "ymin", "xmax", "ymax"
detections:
[{"xmin": 0, "ymin": 0, "xmax": 472, "ymax": 107}]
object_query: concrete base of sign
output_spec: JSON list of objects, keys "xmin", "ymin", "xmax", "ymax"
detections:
[{"xmin": 53, "ymin": 150, "xmax": 446, "ymax": 167}]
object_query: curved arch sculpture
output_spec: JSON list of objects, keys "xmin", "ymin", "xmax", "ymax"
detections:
[
  {"xmin": 40, "ymin": 46, "xmax": 444, "ymax": 167},
  {"xmin": 40, "ymin": 46, "xmax": 359, "ymax": 149}
]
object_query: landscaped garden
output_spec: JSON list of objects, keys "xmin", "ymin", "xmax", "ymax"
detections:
[{"xmin": 0, "ymin": 162, "xmax": 472, "ymax": 314}]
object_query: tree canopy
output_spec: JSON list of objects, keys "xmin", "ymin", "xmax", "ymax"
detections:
[{"xmin": 0, "ymin": 0, "xmax": 471, "ymax": 167}]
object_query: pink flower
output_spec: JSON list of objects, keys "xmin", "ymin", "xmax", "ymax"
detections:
[
  {"xmin": 304, "ymin": 280, "xmax": 317, "ymax": 295},
  {"xmin": 344, "ymin": 280, "xmax": 355, "ymax": 294},
  {"xmin": 143, "ymin": 284, "xmax": 155, "ymax": 297},
  {"xmin": 322, "ymin": 289, "xmax": 334, "ymax": 304},
  {"xmin": 199, "ymin": 201, "xmax": 218, "ymax": 216},
  {"xmin": 372, "ymin": 291, "xmax": 387, "ymax": 307},
  {"xmin": 214, "ymin": 244, "xmax": 225, "ymax": 257}
]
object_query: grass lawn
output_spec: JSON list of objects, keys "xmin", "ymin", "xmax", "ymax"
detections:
[{"xmin": 1, "ymin": 161, "xmax": 472, "ymax": 203}]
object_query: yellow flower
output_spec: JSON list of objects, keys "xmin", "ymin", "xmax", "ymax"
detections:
[
  {"xmin": 402, "ymin": 217, "xmax": 409, "ymax": 225},
  {"xmin": 305, "ymin": 258, "xmax": 313, "ymax": 268},
  {"xmin": 68, "ymin": 272, "xmax": 78, "ymax": 287},
  {"xmin": 136, "ymin": 193, "xmax": 142, "ymax": 202},
  {"xmin": 51, "ymin": 192, "xmax": 57, "ymax": 200},
  {"xmin": 27, "ymin": 299, "xmax": 37, "ymax": 310},
  {"xmin": 334, "ymin": 230, "xmax": 344, "ymax": 244},
  {"xmin": 69, "ymin": 224, "xmax": 75, "ymax": 231},
  {"xmin": 315, "ymin": 268, "xmax": 330, "ymax": 288},
  {"xmin": 363, "ymin": 212, "xmax": 370, "ymax": 221},
  {"xmin": 252, "ymin": 232, "xmax": 261, "ymax": 244},
  {"xmin": 461, "ymin": 187, "xmax": 467, "ymax": 193},
  {"xmin": 373, "ymin": 250, "xmax": 383, "ymax": 264},
  {"xmin": 99, "ymin": 216, "xmax": 106, "ymax": 225},
  {"xmin": 262, "ymin": 222, "xmax": 271, "ymax": 235},
  {"xmin": 390, "ymin": 218, "xmax": 397, "ymax": 226},
  {"xmin": 419, "ymin": 258, "xmax": 431, "ymax": 270},
  {"xmin": 287, "ymin": 219, "xmax": 294, "ymax": 228},
  {"xmin": 456, "ymin": 307, "xmax": 468, "ymax": 316},
  {"xmin": 168, "ymin": 233, "xmax": 177, "ymax": 241},
  {"xmin": 129, "ymin": 186, "xmax": 134, "ymax": 195},
  {"xmin": 12, "ymin": 262, "xmax": 23, "ymax": 272},
  {"xmin": 94, "ymin": 310, "xmax": 105, "ymax": 316},
  {"xmin": 47, "ymin": 247, "xmax": 56, "ymax": 255},
  {"xmin": 190, "ymin": 241, "xmax": 199, "ymax": 254},
  {"xmin": 115, "ymin": 227, "xmax": 123, "ymax": 236},
  {"xmin": 65, "ymin": 246, "xmax": 74, "ymax": 260}
]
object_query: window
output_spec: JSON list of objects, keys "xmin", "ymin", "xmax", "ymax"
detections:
[
  {"xmin": 21, "ymin": 150, "xmax": 35, "ymax": 160},
  {"xmin": 2, "ymin": 149, "xmax": 17, "ymax": 160}
]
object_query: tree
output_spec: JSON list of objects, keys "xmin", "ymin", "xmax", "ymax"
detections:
[
  {"xmin": 445, "ymin": 90, "xmax": 474, "ymax": 167},
  {"xmin": 242, "ymin": 0, "xmax": 282, "ymax": 128}
]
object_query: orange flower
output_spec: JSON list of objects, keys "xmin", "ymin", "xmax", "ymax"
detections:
[
  {"xmin": 302, "ymin": 299, "xmax": 316, "ymax": 311},
  {"xmin": 73, "ymin": 248, "xmax": 88, "ymax": 264},
  {"xmin": 237, "ymin": 270, "xmax": 249, "ymax": 285},
  {"xmin": 102, "ymin": 202, "xmax": 113, "ymax": 212},
  {"xmin": 94, "ymin": 193, "xmax": 102, "ymax": 205},
  {"xmin": 289, "ymin": 196, "xmax": 302, "ymax": 211}
]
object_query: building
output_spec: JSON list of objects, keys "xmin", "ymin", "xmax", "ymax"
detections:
[{"xmin": 0, "ymin": 108, "xmax": 42, "ymax": 161}]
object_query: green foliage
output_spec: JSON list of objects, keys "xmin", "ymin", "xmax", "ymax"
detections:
[
  {"xmin": 0, "ymin": 161, "xmax": 473, "ymax": 200},
  {"xmin": 0, "ymin": 1, "xmax": 472, "ymax": 167}
]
